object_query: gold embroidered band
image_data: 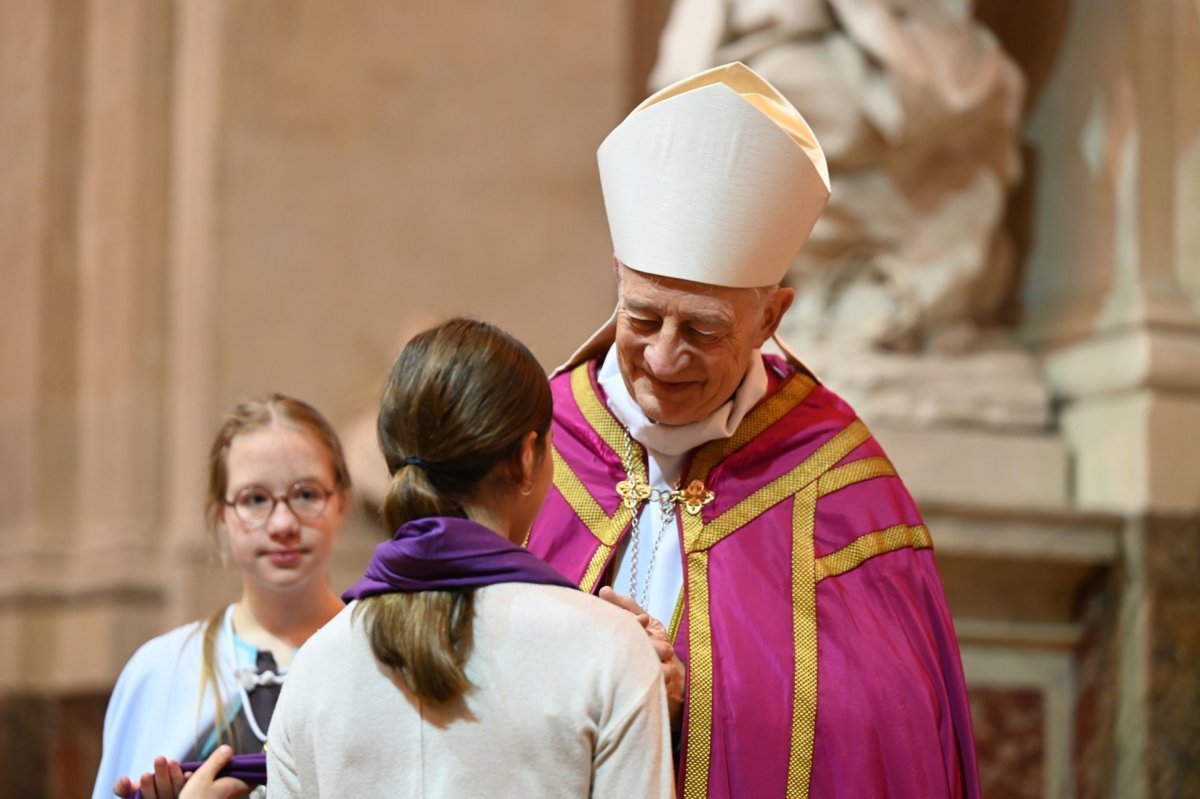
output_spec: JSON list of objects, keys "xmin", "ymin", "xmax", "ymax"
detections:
[
  {"xmin": 787, "ymin": 483, "xmax": 820, "ymax": 798},
  {"xmin": 686, "ymin": 420, "xmax": 871, "ymax": 552},
  {"xmin": 816, "ymin": 456, "xmax": 896, "ymax": 497},
  {"xmin": 814, "ymin": 524, "xmax": 932, "ymax": 583},
  {"xmin": 686, "ymin": 373, "xmax": 817, "ymax": 482},
  {"xmin": 552, "ymin": 445, "xmax": 635, "ymax": 592},
  {"xmin": 682, "ymin": 549, "xmax": 714, "ymax": 799}
]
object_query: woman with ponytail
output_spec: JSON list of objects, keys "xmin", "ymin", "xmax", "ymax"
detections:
[
  {"xmin": 257, "ymin": 318, "xmax": 673, "ymax": 798},
  {"xmin": 93, "ymin": 395, "xmax": 352, "ymax": 799}
]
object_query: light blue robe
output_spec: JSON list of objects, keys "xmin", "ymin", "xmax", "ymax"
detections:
[{"xmin": 91, "ymin": 606, "xmax": 242, "ymax": 799}]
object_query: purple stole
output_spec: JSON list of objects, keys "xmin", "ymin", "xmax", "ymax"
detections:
[
  {"xmin": 527, "ymin": 356, "xmax": 981, "ymax": 799},
  {"xmin": 344, "ymin": 515, "xmax": 575, "ymax": 599}
]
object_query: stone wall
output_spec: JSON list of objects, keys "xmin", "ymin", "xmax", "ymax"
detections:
[
  {"xmin": 0, "ymin": 0, "xmax": 628, "ymax": 685},
  {"xmin": 0, "ymin": 2, "xmax": 630, "ymax": 795},
  {"xmin": 1140, "ymin": 516, "xmax": 1200, "ymax": 797}
]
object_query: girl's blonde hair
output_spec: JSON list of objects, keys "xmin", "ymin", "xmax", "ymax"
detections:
[{"xmin": 198, "ymin": 394, "xmax": 351, "ymax": 748}]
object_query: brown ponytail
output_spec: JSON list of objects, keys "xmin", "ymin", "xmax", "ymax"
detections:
[
  {"xmin": 356, "ymin": 582, "xmax": 476, "ymax": 706},
  {"xmin": 357, "ymin": 317, "xmax": 552, "ymax": 706}
]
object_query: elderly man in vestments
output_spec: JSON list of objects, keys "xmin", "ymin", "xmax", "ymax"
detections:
[{"xmin": 525, "ymin": 62, "xmax": 982, "ymax": 798}]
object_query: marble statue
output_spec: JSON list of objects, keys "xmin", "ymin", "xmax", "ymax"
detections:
[{"xmin": 654, "ymin": 0, "xmax": 1049, "ymax": 429}]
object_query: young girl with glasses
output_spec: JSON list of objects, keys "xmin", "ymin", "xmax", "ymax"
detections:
[{"xmin": 93, "ymin": 395, "xmax": 352, "ymax": 799}]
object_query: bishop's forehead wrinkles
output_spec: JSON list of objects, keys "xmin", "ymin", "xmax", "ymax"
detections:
[{"xmin": 621, "ymin": 297, "xmax": 734, "ymax": 328}]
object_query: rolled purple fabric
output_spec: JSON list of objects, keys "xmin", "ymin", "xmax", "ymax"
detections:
[
  {"xmin": 129, "ymin": 753, "xmax": 266, "ymax": 799},
  {"xmin": 343, "ymin": 516, "xmax": 573, "ymax": 600}
]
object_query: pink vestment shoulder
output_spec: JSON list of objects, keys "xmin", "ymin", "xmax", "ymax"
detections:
[{"xmin": 528, "ymin": 356, "xmax": 981, "ymax": 799}]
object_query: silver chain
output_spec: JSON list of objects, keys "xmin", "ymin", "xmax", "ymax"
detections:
[{"xmin": 621, "ymin": 430, "xmax": 678, "ymax": 609}]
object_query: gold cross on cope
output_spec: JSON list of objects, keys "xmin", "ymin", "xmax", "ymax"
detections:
[
  {"xmin": 615, "ymin": 475, "xmax": 652, "ymax": 509},
  {"xmin": 672, "ymin": 479, "xmax": 715, "ymax": 516}
]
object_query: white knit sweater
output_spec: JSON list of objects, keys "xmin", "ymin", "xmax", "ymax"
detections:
[{"xmin": 267, "ymin": 583, "xmax": 673, "ymax": 798}]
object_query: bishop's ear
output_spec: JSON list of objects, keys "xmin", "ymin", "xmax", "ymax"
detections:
[{"xmin": 758, "ymin": 286, "xmax": 796, "ymax": 344}]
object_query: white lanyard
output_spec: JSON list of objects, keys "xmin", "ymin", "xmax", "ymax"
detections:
[{"xmin": 224, "ymin": 605, "xmax": 285, "ymax": 744}]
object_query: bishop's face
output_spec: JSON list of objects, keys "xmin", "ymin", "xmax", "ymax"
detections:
[{"xmin": 612, "ymin": 264, "xmax": 791, "ymax": 426}]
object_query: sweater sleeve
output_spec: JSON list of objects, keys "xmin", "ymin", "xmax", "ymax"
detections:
[
  {"xmin": 265, "ymin": 681, "xmax": 305, "ymax": 798},
  {"xmin": 591, "ymin": 645, "xmax": 675, "ymax": 799}
]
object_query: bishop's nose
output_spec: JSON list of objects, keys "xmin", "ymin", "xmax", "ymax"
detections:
[{"xmin": 642, "ymin": 334, "xmax": 689, "ymax": 380}]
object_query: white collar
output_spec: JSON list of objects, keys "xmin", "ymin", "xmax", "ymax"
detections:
[{"xmin": 596, "ymin": 344, "xmax": 768, "ymax": 457}]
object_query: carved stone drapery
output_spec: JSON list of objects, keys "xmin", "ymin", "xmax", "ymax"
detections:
[{"xmin": 654, "ymin": 0, "xmax": 1026, "ymax": 355}]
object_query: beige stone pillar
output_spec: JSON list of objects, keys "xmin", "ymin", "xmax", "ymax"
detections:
[
  {"xmin": 0, "ymin": 0, "xmax": 54, "ymax": 570},
  {"xmin": 0, "ymin": 0, "xmax": 60, "ymax": 690},
  {"xmin": 74, "ymin": 0, "xmax": 171, "ymax": 556},
  {"xmin": 1024, "ymin": 3, "xmax": 1200, "ymax": 796},
  {"xmin": 160, "ymin": 0, "xmax": 234, "ymax": 627},
  {"xmin": 1018, "ymin": 0, "xmax": 1200, "ymax": 516},
  {"xmin": 0, "ymin": 0, "xmax": 174, "ymax": 693}
]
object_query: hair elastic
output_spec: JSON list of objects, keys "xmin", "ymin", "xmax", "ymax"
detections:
[{"xmin": 400, "ymin": 455, "xmax": 431, "ymax": 470}]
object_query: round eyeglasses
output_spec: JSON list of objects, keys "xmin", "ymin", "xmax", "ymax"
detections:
[{"xmin": 225, "ymin": 481, "xmax": 335, "ymax": 526}]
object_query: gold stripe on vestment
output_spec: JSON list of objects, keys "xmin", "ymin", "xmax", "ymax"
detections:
[
  {"xmin": 579, "ymin": 545, "xmax": 614, "ymax": 593},
  {"xmin": 787, "ymin": 483, "xmax": 820, "ymax": 798},
  {"xmin": 551, "ymin": 446, "xmax": 625, "ymax": 545},
  {"xmin": 816, "ymin": 456, "xmax": 896, "ymax": 497},
  {"xmin": 686, "ymin": 420, "xmax": 871, "ymax": 553},
  {"xmin": 555, "ymin": 364, "xmax": 652, "ymax": 592},
  {"xmin": 571, "ymin": 364, "xmax": 646, "ymax": 482},
  {"xmin": 814, "ymin": 524, "xmax": 932, "ymax": 583},
  {"xmin": 682, "ymin": 548, "xmax": 713, "ymax": 799},
  {"xmin": 668, "ymin": 590, "xmax": 685, "ymax": 642},
  {"xmin": 550, "ymin": 445, "xmax": 633, "ymax": 591}
]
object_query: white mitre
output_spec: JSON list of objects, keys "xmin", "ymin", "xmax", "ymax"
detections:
[
  {"xmin": 601, "ymin": 60, "xmax": 829, "ymax": 287},
  {"xmin": 558, "ymin": 61, "xmax": 830, "ymax": 374}
]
